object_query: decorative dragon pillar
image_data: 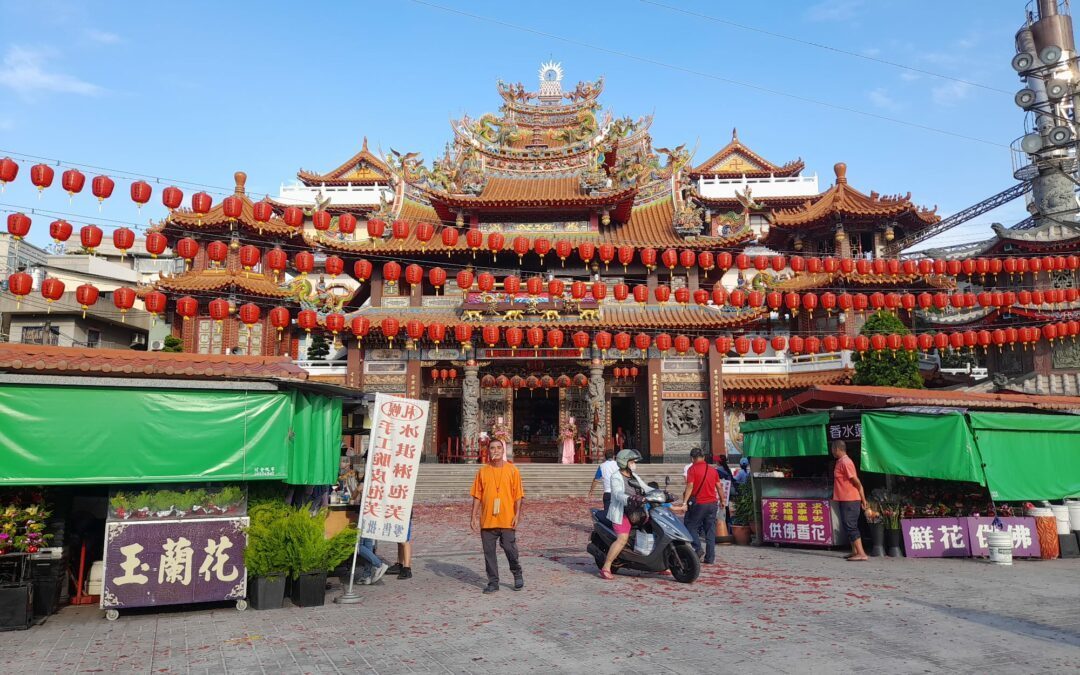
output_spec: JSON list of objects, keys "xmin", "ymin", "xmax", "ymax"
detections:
[
  {"xmin": 461, "ymin": 360, "xmax": 480, "ymax": 452},
  {"xmin": 588, "ymin": 358, "xmax": 607, "ymax": 460}
]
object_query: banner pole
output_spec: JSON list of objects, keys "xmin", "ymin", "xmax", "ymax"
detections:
[{"xmin": 336, "ymin": 407, "xmax": 379, "ymax": 605}]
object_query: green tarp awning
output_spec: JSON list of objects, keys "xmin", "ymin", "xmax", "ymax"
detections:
[
  {"xmin": 969, "ymin": 412, "xmax": 1080, "ymax": 500},
  {"xmin": 740, "ymin": 412, "xmax": 830, "ymax": 458},
  {"xmin": 0, "ymin": 384, "xmax": 340, "ymax": 486},
  {"xmin": 860, "ymin": 411, "xmax": 985, "ymax": 485}
]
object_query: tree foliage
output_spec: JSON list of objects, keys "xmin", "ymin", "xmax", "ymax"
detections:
[
  {"xmin": 306, "ymin": 332, "xmax": 330, "ymax": 360},
  {"xmin": 160, "ymin": 335, "xmax": 183, "ymax": 353},
  {"xmin": 852, "ymin": 310, "xmax": 923, "ymax": 389}
]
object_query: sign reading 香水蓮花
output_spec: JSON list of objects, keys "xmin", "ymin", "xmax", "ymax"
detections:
[
  {"xmin": 827, "ymin": 422, "xmax": 862, "ymax": 441},
  {"xmin": 966, "ymin": 517, "xmax": 1041, "ymax": 557},
  {"xmin": 360, "ymin": 393, "xmax": 429, "ymax": 543},
  {"xmin": 100, "ymin": 518, "xmax": 247, "ymax": 609},
  {"xmin": 901, "ymin": 518, "xmax": 971, "ymax": 558},
  {"xmin": 761, "ymin": 498, "xmax": 832, "ymax": 546}
]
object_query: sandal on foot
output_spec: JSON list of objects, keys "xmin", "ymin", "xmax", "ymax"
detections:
[{"xmin": 599, "ymin": 569, "xmax": 614, "ymax": 580}]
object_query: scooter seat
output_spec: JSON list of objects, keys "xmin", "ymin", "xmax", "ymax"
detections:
[{"xmin": 592, "ymin": 509, "xmax": 614, "ymax": 531}]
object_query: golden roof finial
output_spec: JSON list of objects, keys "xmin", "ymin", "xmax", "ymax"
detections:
[
  {"xmin": 732, "ymin": 127, "xmax": 739, "ymax": 142},
  {"xmin": 234, "ymin": 171, "xmax": 247, "ymax": 195},
  {"xmin": 834, "ymin": 162, "xmax": 847, "ymax": 185}
]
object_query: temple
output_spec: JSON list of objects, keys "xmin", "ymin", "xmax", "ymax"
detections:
[{"xmin": 145, "ymin": 63, "xmax": 941, "ymax": 462}]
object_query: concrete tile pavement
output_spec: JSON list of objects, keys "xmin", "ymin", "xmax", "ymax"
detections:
[{"xmin": 1, "ymin": 497, "xmax": 1077, "ymax": 673}]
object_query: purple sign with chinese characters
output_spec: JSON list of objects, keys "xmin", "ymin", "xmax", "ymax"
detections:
[
  {"xmin": 761, "ymin": 498, "xmax": 832, "ymax": 546},
  {"xmin": 101, "ymin": 518, "xmax": 248, "ymax": 609},
  {"xmin": 901, "ymin": 518, "xmax": 971, "ymax": 558},
  {"xmin": 965, "ymin": 517, "xmax": 1041, "ymax": 558}
]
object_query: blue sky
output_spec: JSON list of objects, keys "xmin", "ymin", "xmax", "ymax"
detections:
[{"xmin": 0, "ymin": 0, "xmax": 1030, "ymax": 252}]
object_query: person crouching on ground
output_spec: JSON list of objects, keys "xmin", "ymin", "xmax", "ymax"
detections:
[
  {"xmin": 470, "ymin": 438, "xmax": 525, "ymax": 593},
  {"xmin": 599, "ymin": 449, "xmax": 648, "ymax": 580},
  {"xmin": 831, "ymin": 440, "xmax": 869, "ymax": 562}
]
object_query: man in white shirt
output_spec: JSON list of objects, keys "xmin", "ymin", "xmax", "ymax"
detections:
[{"xmin": 587, "ymin": 450, "xmax": 619, "ymax": 510}]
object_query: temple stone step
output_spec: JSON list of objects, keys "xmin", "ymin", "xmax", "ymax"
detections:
[{"xmin": 413, "ymin": 463, "xmax": 690, "ymax": 502}]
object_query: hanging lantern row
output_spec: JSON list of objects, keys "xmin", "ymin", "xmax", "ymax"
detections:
[
  {"xmin": 612, "ymin": 366, "xmax": 640, "ymax": 381},
  {"xmin": 479, "ymin": 372, "xmax": 590, "ymax": 389},
  {"xmin": 724, "ymin": 392, "xmax": 781, "ymax": 409},
  {"xmin": 0, "ymin": 160, "xmax": 160, "ymax": 211},
  {"xmin": 428, "ymin": 367, "xmax": 459, "ymax": 383}
]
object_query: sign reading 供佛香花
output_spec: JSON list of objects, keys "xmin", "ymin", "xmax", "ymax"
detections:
[
  {"xmin": 359, "ymin": 394, "xmax": 429, "ymax": 543},
  {"xmin": 761, "ymin": 498, "xmax": 832, "ymax": 546}
]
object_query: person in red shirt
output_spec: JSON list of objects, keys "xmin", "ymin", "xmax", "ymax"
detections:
[
  {"xmin": 680, "ymin": 448, "xmax": 721, "ymax": 564},
  {"xmin": 831, "ymin": 440, "xmax": 869, "ymax": 561}
]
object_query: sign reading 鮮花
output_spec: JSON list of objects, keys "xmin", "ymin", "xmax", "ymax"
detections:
[{"xmin": 359, "ymin": 393, "xmax": 429, "ymax": 543}]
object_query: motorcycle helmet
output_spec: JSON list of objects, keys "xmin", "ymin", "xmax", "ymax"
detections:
[{"xmin": 616, "ymin": 449, "xmax": 642, "ymax": 470}]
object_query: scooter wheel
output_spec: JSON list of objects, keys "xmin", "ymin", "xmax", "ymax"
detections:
[{"xmin": 667, "ymin": 543, "xmax": 700, "ymax": 583}]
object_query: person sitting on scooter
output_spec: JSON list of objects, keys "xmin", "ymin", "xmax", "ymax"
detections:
[{"xmin": 599, "ymin": 449, "xmax": 648, "ymax": 580}]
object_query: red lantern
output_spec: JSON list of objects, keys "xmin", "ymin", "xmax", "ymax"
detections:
[
  {"xmin": 673, "ymin": 335, "xmax": 691, "ymax": 354},
  {"xmin": 679, "ymin": 249, "xmax": 696, "ymax": 272},
  {"xmin": 694, "ymin": 336, "xmax": 710, "ymax": 357},
  {"xmin": 594, "ymin": 330, "xmax": 613, "ymax": 353},
  {"xmin": 640, "ymin": 247, "xmax": 657, "ymax": 271},
  {"xmin": 789, "ymin": 336, "xmax": 805, "ymax": 354},
  {"xmin": 854, "ymin": 335, "xmax": 870, "ymax": 353},
  {"xmin": 547, "ymin": 278, "xmax": 564, "ymax": 298},
  {"xmin": 238, "ymin": 303, "xmax": 261, "ymax": 326},
  {"xmin": 265, "ymin": 248, "xmax": 288, "ymax": 276},
  {"xmin": 619, "ymin": 246, "xmax": 636, "ymax": 272},
  {"xmin": 661, "ymin": 248, "xmax": 678, "ymax": 273},
  {"xmin": 514, "ymin": 236, "xmax": 530, "ymax": 264},
  {"xmin": 487, "ymin": 232, "xmax": 505, "ymax": 260},
  {"xmin": 208, "ymin": 297, "xmax": 230, "ymax": 322},
  {"xmin": 112, "ymin": 287, "xmax": 136, "ymax": 320},
  {"xmin": 325, "ymin": 313, "xmax": 345, "ymax": 335},
  {"xmin": 747, "ymin": 290, "xmax": 763, "ymax": 308},
  {"xmin": 634, "ymin": 333, "xmax": 652, "ymax": 352},
  {"xmin": 143, "ymin": 290, "xmax": 165, "ymax": 320},
  {"xmin": 655, "ymin": 333, "xmax": 673, "ymax": 354},
  {"xmin": 0, "ymin": 157, "xmax": 18, "ymax": 187},
  {"xmin": 222, "ymin": 195, "xmax": 243, "ymax": 219},
  {"xmin": 312, "ymin": 210, "xmax": 332, "ymax": 231},
  {"xmin": 504, "ymin": 275, "xmax": 521, "ymax": 295},
  {"xmin": 802, "ymin": 292, "xmax": 818, "ymax": 316},
  {"xmin": 615, "ymin": 283, "xmax": 630, "ymax": 302},
  {"xmin": 271, "ymin": 307, "xmax": 292, "ymax": 334},
  {"xmin": 715, "ymin": 336, "xmax": 731, "ymax": 354},
  {"xmin": 547, "ymin": 328, "xmax": 565, "ymax": 350},
  {"xmin": 283, "ymin": 206, "xmax": 305, "ymax": 228},
  {"xmin": 820, "ymin": 292, "xmax": 837, "ymax": 314},
  {"xmin": 49, "ymin": 219, "xmax": 72, "ymax": 243},
  {"xmin": 592, "ymin": 281, "xmax": 608, "ymax": 302},
  {"xmin": 367, "ymin": 218, "xmax": 386, "ymax": 241},
  {"xmin": 870, "ymin": 334, "xmax": 887, "ymax": 352},
  {"xmin": 324, "ymin": 255, "xmax": 344, "ymax": 276},
  {"xmin": 805, "ymin": 336, "xmax": 821, "ymax": 354},
  {"xmin": 238, "ymin": 245, "xmax": 261, "ymax": 270},
  {"xmin": 674, "ymin": 287, "xmax": 689, "ymax": 305},
  {"xmin": 534, "ymin": 237, "xmax": 551, "ymax": 260},
  {"xmin": 295, "ymin": 251, "xmax": 315, "ymax": 276},
  {"xmin": 175, "ymin": 296, "xmax": 198, "ymax": 321},
  {"xmin": 527, "ymin": 327, "xmax": 544, "ymax": 349},
  {"xmin": 30, "ymin": 163, "xmax": 54, "ymax": 191},
  {"xmin": 91, "ymin": 175, "xmax": 115, "ymax": 203},
  {"xmin": 771, "ymin": 336, "xmax": 787, "ymax": 352},
  {"xmin": 693, "ymin": 288, "xmax": 709, "ymax": 306},
  {"xmin": 80, "ymin": 224, "xmax": 103, "ymax": 253},
  {"xmin": 381, "ymin": 317, "xmax": 400, "ymax": 343},
  {"xmin": 465, "ymin": 229, "xmax": 483, "ymax": 257},
  {"xmin": 729, "ymin": 289, "xmax": 746, "ymax": 308},
  {"xmin": 348, "ymin": 315, "xmax": 370, "ymax": 338},
  {"xmin": 336, "ymin": 212, "xmax": 358, "ymax": 235},
  {"xmin": 441, "ymin": 226, "xmax": 459, "ymax": 250},
  {"xmin": 112, "ymin": 227, "xmax": 135, "ymax": 258},
  {"xmin": 406, "ymin": 319, "xmax": 425, "ymax": 342},
  {"xmin": 6, "ymin": 212, "xmax": 30, "ymax": 239},
  {"xmin": 353, "ymin": 258, "xmax": 373, "ymax": 282},
  {"xmin": 751, "ymin": 336, "xmax": 767, "ymax": 355},
  {"xmin": 405, "ymin": 264, "xmax": 424, "ymax": 287},
  {"xmin": 614, "ymin": 332, "xmax": 632, "ymax": 352},
  {"xmin": 807, "ymin": 257, "xmax": 824, "ymax": 274},
  {"xmin": 191, "ymin": 191, "xmax": 212, "ymax": 215},
  {"xmin": 840, "ymin": 258, "xmax": 855, "ymax": 274},
  {"xmin": 573, "ymin": 331, "xmax": 591, "ymax": 350},
  {"xmin": 252, "ymin": 199, "xmax": 274, "ymax": 224},
  {"xmin": 41, "ymin": 278, "xmax": 65, "ymax": 307},
  {"xmin": 482, "ymin": 325, "xmax": 500, "ymax": 347},
  {"xmin": 429, "ymin": 267, "xmax": 447, "ymax": 294},
  {"xmin": 162, "ymin": 186, "xmax": 183, "ymax": 210},
  {"xmin": 382, "ymin": 260, "xmax": 401, "ymax": 283},
  {"xmin": 634, "ymin": 284, "xmax": 649, "ymax": 305},
  {"xmin": 456, "ymin": 269, "xmax": 474, "ymax": 292},
  {"xmin": 455, "ymin": 324, "xmax": 474, "ymax": 348},
  {"xmin": 824, "ymin": 335, "xmax": 840, "ymax": 352},
  {"xmin": 902, "ymin": 334, "xmax": 918, "ymax": 352},
  {"xmin": 392, "ymin": 220, "xmax": 411, "ymax": 247},
  {"xmin": 7, "ymin": 272, "xmax": 31, "ymax": 305},
  {"xmin": 734, "ymin": 336, "xmax": 750, "ymax": 356},
  {"xmin": 655, "ymin": 285, "xmax": 671, "ymax": 304},
  {"xmin": 785, "ymin": 291, "xmax": 800, "ymax": 314},
  {"xmin": 478, "ymin": 272, "xmax": 495, "ymax": 293},
  {"xmin": 62, "ymin": 168, "xmax": 86, "ymax": 196},
  {"xmin": 771, "ymin": 255, "xmax": 786, "ymax": 273},
  {"xmin": 568, "ymin": 280, "xmax": 585, "ymax": 300}
]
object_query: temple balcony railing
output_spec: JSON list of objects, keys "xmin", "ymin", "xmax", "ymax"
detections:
[
  {"xmin": 293, "ymin": 359, "xmax": 349, "ymax": 376},
  {"xmin": 721, "ymin": 351, "xmax": 852, "ymax": 374},
  {"xmin": 696, "ymin": 174, "xmax": 820, "ymax": 201},
  {"xmin": 276, "ymin": 182, "xmax": 394, "ymax": 207}
]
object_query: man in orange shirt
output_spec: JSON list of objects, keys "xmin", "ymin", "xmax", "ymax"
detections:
[
  {"xmin": 831, "ymin": 440, "xmax": 869, "ymax": 561},
  {"xmin": 470, "ymin": 439, "xmax": 525, "ymax": 593}
]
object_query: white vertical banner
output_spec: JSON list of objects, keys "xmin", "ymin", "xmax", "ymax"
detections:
[{"xmin": 358, "ymin": 393, "xmax": 429, "ymax": 542}]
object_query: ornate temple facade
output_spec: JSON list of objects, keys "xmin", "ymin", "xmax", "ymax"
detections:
[{"xmin": 145, "ymin": 64, "xmax": 941, "ymax": 462}]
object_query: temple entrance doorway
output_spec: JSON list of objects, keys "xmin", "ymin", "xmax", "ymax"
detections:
[
  {"xmin": 435, "ymin": 397, "xmax": 461, "ymax": 462},
  {"xmin": 512, "ymin": 393, "xmax": 559, "ymax": 462},
  {"xmin": 610, "ymin": 396, "xmax": 638, "ymax": 456}
]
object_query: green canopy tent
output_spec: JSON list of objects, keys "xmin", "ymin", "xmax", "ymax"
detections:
[
  {"xmin": 0, "ymin": 383, "xmax": 341, "ymax": 486},
  {"xmin": 968, "ymin": 412, "xmax": 1080, "ymax": 501},
  {"xmin": 860, "ymin": 411, "xmax": 985, "ymax": 485},
  {"xmin": 740, "ymin": 412, "xmax": 830, "ymax": 458}
]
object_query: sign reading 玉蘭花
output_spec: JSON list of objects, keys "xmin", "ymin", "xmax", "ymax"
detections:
[{"xmin": 359, "ymin": 393, "xmax": 429, "ymax": 543}]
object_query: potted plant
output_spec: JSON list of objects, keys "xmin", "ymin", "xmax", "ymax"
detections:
[
  {"xmin": 244, "ymin": 502, "xmax": 290, "ymax": 610},
  {"xmin": 109, "ymin": 494, "xmax": 132, "ymax": 520},
  {"xmin": 865, "ymin": 502, "xmax": 885, "ymax": 557},
  {"xmin": 883, "ymin": 503, "xmax": 904, "ymax": 557},
  {"xmin": 281, "ymin": 506, "xmax": 358, "ymax": 607},
  {"xmin": 131, "ymin": 492, "xmax": 152, "ymax": 519},
  {"xmin": 730, "ymin": 487, "xmax": 754, "ymax": 545}
]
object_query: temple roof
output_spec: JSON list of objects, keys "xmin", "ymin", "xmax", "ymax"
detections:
[
  {"xmin": 146, "ymin": 269, "xmax": 293, "ymax": 299},
  {"xmin": 427, "ymin": 176, "xmax": 637, "ymax": 220},
  {"xmin": 297, "ymin": 138, "xmax": 391, "ymax": 186},
  {"xmin": 722, "ymin": 369, "xmax": 852, "ymax": 390},
  {"xmin": 769, "ymin": 163, "xmax": 940, "ymax": 231},
  {"xmin": 990, "ymin": 220, "xmax": 1080, "ymax": 248},
  {"xmin": 161, "ymin": 172, "xmax": 299, "ymax": 239},
  {"xmin": 691, "ymin": 129, "xmax": 804, "ymax": 178}
]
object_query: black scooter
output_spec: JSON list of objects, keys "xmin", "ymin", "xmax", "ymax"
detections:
[{"xmin": 587, "ymin": 488, "xmax": 700, "ymax": 583}]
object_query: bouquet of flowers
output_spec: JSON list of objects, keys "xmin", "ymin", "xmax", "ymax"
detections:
[{"xmin": 0, "ymin": 503, "xmax": 52, "ymax": 553}]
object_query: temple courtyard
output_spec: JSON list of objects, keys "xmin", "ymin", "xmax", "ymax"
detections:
[{"xmin": 0, "ymin": 498, "xmax": 1076, "ymax": 674}]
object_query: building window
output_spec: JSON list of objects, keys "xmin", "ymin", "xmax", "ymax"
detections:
[
  {"xmin": 86, "ymin": 329, "xmax": 101, "ymax": 349},
  {"xmin": 21, "ymin": 325, "xmax": 59, "ymax": 346}
]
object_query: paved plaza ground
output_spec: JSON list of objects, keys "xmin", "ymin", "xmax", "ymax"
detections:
[{"xmin": 2, "ymin": 497, "xmax": 1078, "ymax": 674}]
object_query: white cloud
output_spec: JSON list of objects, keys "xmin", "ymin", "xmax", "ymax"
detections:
[
  {"xmin": 0, "ymin": 117, "xmax": 13, "ymax": 131},
  {"xmin": 868, "ymin": 87, "xmax": 899, "ymax": 110},
  {"xmin": 931, "ymin": 80, "xmax": 972, "ymax": 106},
  {"xmin": 0, "ymin": 46, "xmax": 104, "ymax": 98},
  {"xmin": 85, "ymin": 29, "xmax": 120, "ymax": 44},
  {"xmin": 806, "ymin": 0, "xmax": 863, "ymax": 21},
  {"xmin": 900, "ymin": 71, "xmax": 921, "ymax": 82}
]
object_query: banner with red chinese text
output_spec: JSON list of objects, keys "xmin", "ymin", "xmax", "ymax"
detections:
[
  {"xmin": 359, "ymin": 393, "xmax": 429, "ymax": 543},
  {"xmin": 100, "ymin": 518, "xmax": 248, "ymax": 609},
  {"xmin": 761, "ymin": 498, "xmax": 832, "ymax": 546}
]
